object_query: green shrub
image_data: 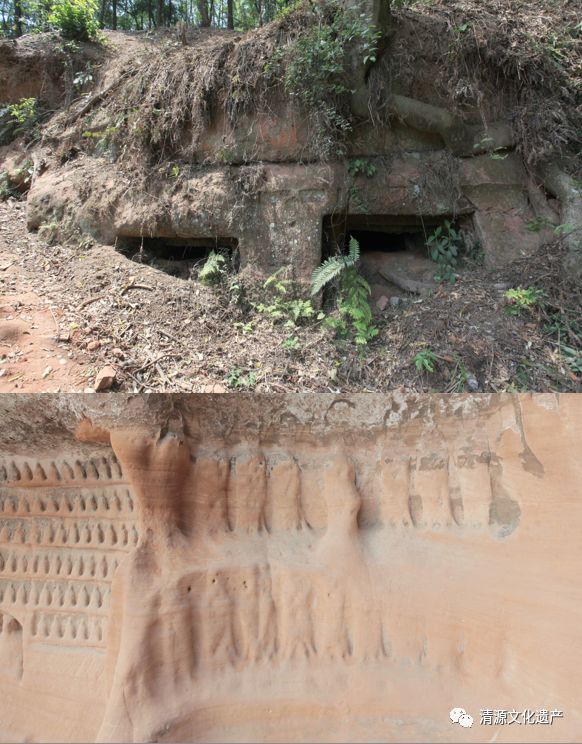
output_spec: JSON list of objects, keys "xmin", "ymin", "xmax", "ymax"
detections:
[
  {"xmin": 48, "ymin": 0, "xmax": 98, "ymax": 41},
  {"xmin": 266, "ymin": 0, "xmax": 380, "ymax": 158},
  {"xmin": 504, "ymin": 287, "xmax": 546, "ymax": 316},
  {"xmin": 426, "ymin": 220, "xmax": 463, "ymax": 284},
  {"xmin": 1, "ymin": 98, "xmax": 40, "ymax": 141}
]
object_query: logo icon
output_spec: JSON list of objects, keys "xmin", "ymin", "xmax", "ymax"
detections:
[{"xmin": 450, "ymin": 708, "xmax": 474, "ymax": 728}]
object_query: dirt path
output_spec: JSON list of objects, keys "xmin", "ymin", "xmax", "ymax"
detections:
[
  {"xmin": 0, "ymin": 203, "xmax": 91, "ymax": 392},
  {"xmin": 0, "ymin": 197, "xmax": 335, "ymax": 394}
]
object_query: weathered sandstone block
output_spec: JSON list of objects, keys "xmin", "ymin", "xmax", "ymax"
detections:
[{"xmin": 0, "ymin": 393, "xmax": 580, "ymax": 742}]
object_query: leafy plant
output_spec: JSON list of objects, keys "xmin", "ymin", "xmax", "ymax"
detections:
[
  {"xmin": 513, "ymin": 359, "xmax": 534, "ymax": 390},
  {"xmin": 48, "ymin": 0, "xmax": 98, "ymax": 41},
  {"xmin": 448, "ymin": 356, "xmax": 469, "ymax": 391},
  {"xmin": 335, "ymin": 269, "xmax": 378, "ymax": 345},
  {"xmin": 311, "ymin": 236, "xmax": 360, "ymax": 296},
  {"xmin": 526, "ymin": 216, "xmax": 553, "ymax": 233},
  {"xmin": 234, "ymin": 321, "xmax": 254, "ymax": 335},
  {"xmin": 414, "ymin": 349, "xmax": 438, "ymax": 373},
  {"xmin": 73, "ymin": 68, "xmax": 94, "ymax": 90},
  {"xmin": 256, "ymin": 269, "xmax": 316, "ymax": 327},
  {"xmin": 215, "ymin": 146, "xmax": 234, "ymax": 164},
  {"xmin": 527, "ymin": 217, "xmax": 575, "ymax": 237},
  {"xmin": 282, "ymin": 335, "xmax": 301, "ymax": 352},
  {"xmin": 426, "ymin": 220, "xmax": 463, "ymax": 283},
  {"xmin": 347, "ymin": 159, "xmax": 377, "ymax": 179},
  {"xmin": 553, "ymin": 223, "xmax": 574, "ymax": 237},
  {"xmin": 225, "ymin": 367, "xmax": 257, "ymax": 389},
  {"xmin": 3, "ymin": 98, "xmax": 40, "ymax": 140},
  {"xmin": 0, "ymin": 172, "xmax": 18, "ymax": 200},
  {"xmin": 198, "ymin": 250, "xmax": 226, "ymax": 285},
  {"xmin": 504, "ymin": 286, "xmax": 546, "ymax": 316},
  {"xmin": 312, "ymin": 237, "xmax": 378, "ymax": 346},
  {"xmin": 562, "ymin": 345, "xmax": 582, "ymax": 375},
  {"xmin": 267, "ymin": 0, "xmax": 380, "ymax": 158}
]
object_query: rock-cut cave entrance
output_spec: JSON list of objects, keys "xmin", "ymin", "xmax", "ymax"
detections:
[
  {"xmin": 116, "ymin": 236, "xmax": 240, "ymax": 279},
  {"xmin": 321, "ymin": 214, "xmax": 461, "ymax": 299},
  {"xmin": 322, "ymin": 214, "xmax": 453, "ymax": 258}
]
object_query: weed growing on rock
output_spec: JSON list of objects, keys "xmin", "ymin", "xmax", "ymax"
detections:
[{"xmin": 266, "ymin": 0, "xmax": 381, "ymax": 158}]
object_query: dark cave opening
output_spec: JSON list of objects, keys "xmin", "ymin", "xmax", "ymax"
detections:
[{"xmin": 115, "ymin": 236, "xmax": 240, "ymax": 278}]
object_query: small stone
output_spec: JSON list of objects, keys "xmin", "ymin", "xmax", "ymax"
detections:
[
  {"xmin": 467, "ymin": 374, "xmax": 480, "ymax": 392},
  {"xmin": 390, "ymin": 296, "xmax": 403, "ymax": 307},
  {"xmin": 42, "ymin": 366, "xmax": 52, "ymax": 378},
  {"xmin": 84, "ymin": 387, "xmax": 95, "ymax": 393},
  {"xmin": 199, "ymin": 383, "xmax": 227, "ymax": 393},
  {"xmin": 375, "ymin": 295, "xmax": 389, "ymax": 312},
  {"xmin": 87, "ymin": 340, "xmax": 100, "ymax": 351},
  {"xmin": 112, "ymin": 347, "xmax": 124, "ymax": 358},
  {"xmin": 94, "ymin": 365, "xmax": 117, "ymax": 391}
]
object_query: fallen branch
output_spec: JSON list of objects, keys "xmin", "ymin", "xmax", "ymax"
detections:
[
  {"xmin": 78, "ymin": 294, "xmax": 106, "ymax": 310},
  {"xmin": 121, "ymin": 284, "xmax": 153, "ymax": 296}
]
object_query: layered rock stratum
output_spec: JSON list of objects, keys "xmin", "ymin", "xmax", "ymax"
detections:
[{"xmin": 0, "ymin": 393, "xmax": 580, "ymax": 742}]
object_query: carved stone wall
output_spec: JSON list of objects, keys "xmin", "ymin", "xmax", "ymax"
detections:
[{"xmin": 0, "ymin": 394, "xmax": 580, "ymax": 742}]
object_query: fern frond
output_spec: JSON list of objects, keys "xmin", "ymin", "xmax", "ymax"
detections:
[
  {"xmin": 311, "ymin": 238, "xmax": 361, "ymax": 296},
  {"xmin": 348, "ymin": 236, "xmax": 360, "ymax": 263},
  {"xmin": 198, "ymin": 250, "xmax": 225, "ymax": 284},
  {"xmin": 311, "ymin": 256, "xmax": 347, "ymax": 295}
]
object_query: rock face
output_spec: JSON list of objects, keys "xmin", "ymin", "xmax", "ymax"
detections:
[
  {"xmin": 0, "ymin": 393, "xmax": 581, "ymax": 742},
  {"xmin": 25, "ymin": 141, "xmax": 552, "ymax": 282}
]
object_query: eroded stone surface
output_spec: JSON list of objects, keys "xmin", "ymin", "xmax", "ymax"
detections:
[{"xmin": 0, "ymin": 393, "xmax": 581, "ymax": 742}]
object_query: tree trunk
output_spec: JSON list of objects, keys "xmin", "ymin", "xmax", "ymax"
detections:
[
  {"xmin": 197, "ymin": 0, "xmax": 210, "ymax": 26},
  {"xmin": 227, "ymin": 0, "xmax": 234, "ymax": 29},
  {"xmin": 157, "ymin": 0, "xmax": 164, "ymax": 26},
  {"xmin": 13, "ymin": 0, "xmax": 23, "ymax": 36},
  {"xmin": 112, "ymin": 0, "xmax": 117, "ymax": 30}
]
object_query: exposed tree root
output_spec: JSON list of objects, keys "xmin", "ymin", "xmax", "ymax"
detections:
[
  {"xmin": 537, "ymin": 161, "xmax": 582, "ymax": 278},
  {"xmin": 387, "ymin": 94, "xmax": 514, "ymax": 156}
]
